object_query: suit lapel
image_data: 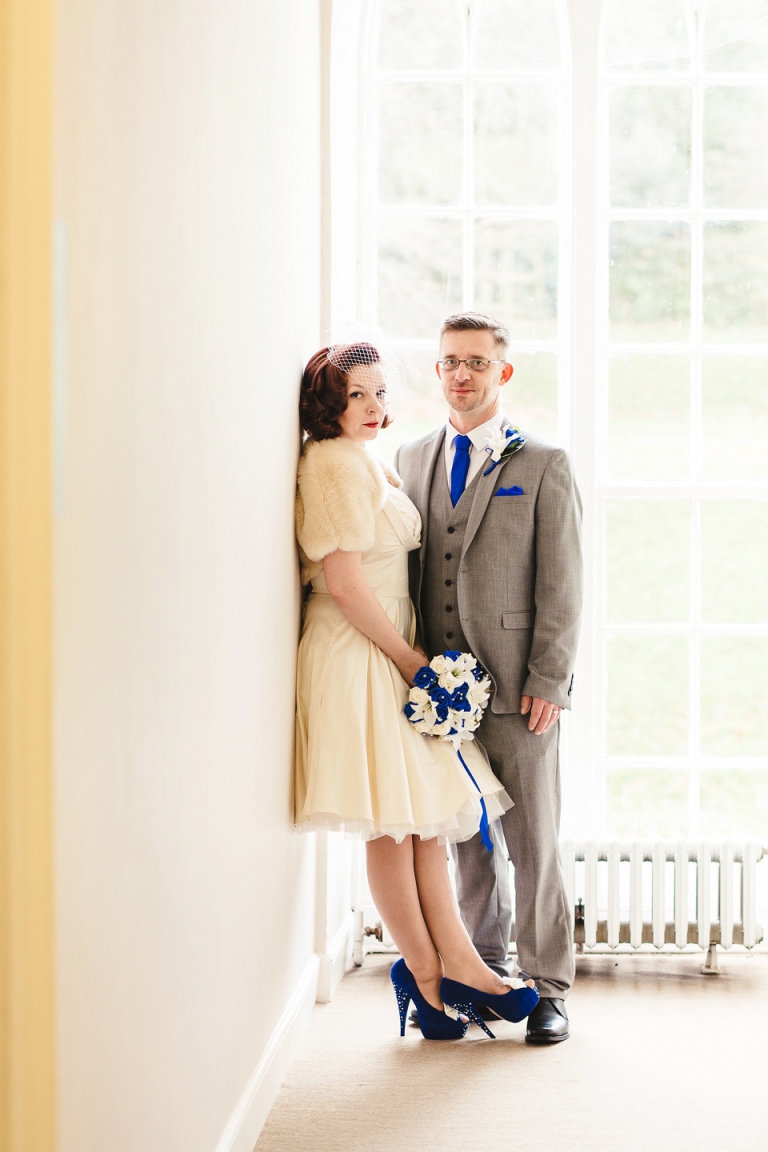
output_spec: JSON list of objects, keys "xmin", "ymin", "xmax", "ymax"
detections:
[{"xmin": 461, "ymin": 415, "xmax": 517, "ymax": 559}]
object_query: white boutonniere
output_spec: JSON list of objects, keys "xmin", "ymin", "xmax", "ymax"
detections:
[{"xmin": 482, "ymin": 426, "xmax": 527, "ymax": 476}]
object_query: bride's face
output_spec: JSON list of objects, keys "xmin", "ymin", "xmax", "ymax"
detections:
[{"xmin": 337, "ymin": 365, "xmax": 387, "ymax": 443}]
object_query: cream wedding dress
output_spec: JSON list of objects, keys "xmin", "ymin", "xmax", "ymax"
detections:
[{"xmin": 294, "ymin": 440, "xmax": 511, "ymax": 843}]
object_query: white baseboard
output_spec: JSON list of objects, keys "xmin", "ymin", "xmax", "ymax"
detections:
[
  {"xmin": 214, "ymin": 954, "xmax": 319, "ymax": 1152},
  {"xmin": 315, "ymin": 913, "xmax": 354, "ymax": 1004}
]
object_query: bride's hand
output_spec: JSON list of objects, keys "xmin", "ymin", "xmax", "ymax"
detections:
[{"xmin": 399, "ymin": 649, "xmax": 428, "ymax": 688}]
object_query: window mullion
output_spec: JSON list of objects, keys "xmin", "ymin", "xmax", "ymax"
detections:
[
  {"xmin": 567, "ymin": 0, "xmax": 603, "ymax": 837},
  {"xmin": 463, "ymin": 43, "xmax": 473, "ymax": 310}
]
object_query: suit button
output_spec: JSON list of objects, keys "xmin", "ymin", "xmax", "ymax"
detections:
[
  {"xmin": 447, "ymin": 527, "xmax": 455, "ymax": 534},
  {"xmin": 445, "ymin": 553, "xmax": 452, "ymax": 560},
  {"xmin": 445, "ymin": 579, "xmax": 452, "ymax": 586},
  {"xmin": 446, "ymin": 631, "xmax": 454, "ymax": 640},
  {"xmin": 445, "ymin": 605, "xmax": 453, "ymax": 612}
]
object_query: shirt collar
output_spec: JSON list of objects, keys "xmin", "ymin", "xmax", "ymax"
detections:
[{"xmin": 445, "ymin": 409, "xmax": 506, "ymax": 454}]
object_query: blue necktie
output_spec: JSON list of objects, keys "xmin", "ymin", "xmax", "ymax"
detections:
[{"xmin": 450, "ymin": 434, "xmax": 472, "ymax": 508}]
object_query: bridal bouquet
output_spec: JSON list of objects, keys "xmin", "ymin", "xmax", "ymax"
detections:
[
  {"xmin": 404, "ymin": 651, "xmax": 492, "ymax": 751},
  {"xmin": 404, "ymin": 651, "xmax": 494, "ymax": 850}
]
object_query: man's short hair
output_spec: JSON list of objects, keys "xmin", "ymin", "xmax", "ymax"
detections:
[{"xmin": 440, "ymin": 312, "xmax": 509, "ymax": 355}]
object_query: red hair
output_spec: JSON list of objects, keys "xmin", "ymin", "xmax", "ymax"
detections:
[{"xmin": 299, "ymin": 343, "xmax": 391, "ymax": 441}]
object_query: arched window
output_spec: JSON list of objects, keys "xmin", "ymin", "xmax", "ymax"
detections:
[
  {"xmin": 600, "ymin": 0, "xmax": 768, "ymax": 841},
  {"xmin": 365, "ymin": 0, "xmax": 570, "ymax": 446}
]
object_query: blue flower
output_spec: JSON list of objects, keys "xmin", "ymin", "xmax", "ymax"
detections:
[
  {"xmin": 450, "ymin": 684, "xmax": 471, "ymax": 712},
  {"xmin": 472, "ymin": 665, "xmax": 485, "ymax": 682},
  {"xmin": 404, "ymin": 702, "xmax": 416, "ymax": 719},
  {"xmin": 431, "ymin": 687, "xmax": 451, "ymax": 708},
  {"xmin": 435, "ymin": 703, "xmax": 449, "ymax": 723},
  {"xmin": 413, "ymin": 666, "xmax": 438, "ymax": 689},
  {"xmin": 443, "ymin": 649, "xmax": 462, "ymax": 661}
]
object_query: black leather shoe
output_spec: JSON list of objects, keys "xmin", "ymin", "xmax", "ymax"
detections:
[
  {"xmin": 525, "ymin": 997, "xmax": 569, "ymax": 1044},
  {"xmin": 409, "ymin": 1001, "xmax": 498, "ymax": 1027}
]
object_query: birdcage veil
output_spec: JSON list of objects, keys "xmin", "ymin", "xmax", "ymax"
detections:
[{"xmin": 325, "ymin": 324, "xmax": 406, "ymax": 419}]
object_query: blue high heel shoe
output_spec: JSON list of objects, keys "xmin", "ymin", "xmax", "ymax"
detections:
[
  {"xmin": 440, "ymin": 976, "xmax": 540, "ymax": 1040},
  {"xmin": 390, "ymin": 959, "xmax": 468, "ymax": 1040}
]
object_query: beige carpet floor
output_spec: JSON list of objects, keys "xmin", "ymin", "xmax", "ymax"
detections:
[{"xmin": 256, "ymin": 951, "xmax": 768, "ymax": 1152}]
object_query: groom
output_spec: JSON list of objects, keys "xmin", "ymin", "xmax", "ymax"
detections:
[{"xmin": 395, "ymin": 312, "xmax": 583, "ymax": 1044}]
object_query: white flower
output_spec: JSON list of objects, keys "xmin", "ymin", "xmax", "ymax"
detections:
[
  {"xmin": 468, "ymin": 681, "xmax": 491, "ymax": 707},
  {"xmin": 484, "ymin": 428, "xmax": 510, "ymax": 463}
]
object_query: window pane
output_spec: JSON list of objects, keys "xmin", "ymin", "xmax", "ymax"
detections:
[
  {"xmin": 610, "ymin": 86, "xmax": 691, "ymax": 208},
  {"xmin": 704, "ymin": 87, "xmax": 768, "ymax": 208},
  {"xmin": 607, "ymin": 501, "xmax": 690, "ymax": 624},
  {"xmin": 379, "ymin": 346, "xmax": 446, "ymax": 462},
  {"xmin": 701, "ymin": 356, "xmax": 768, "ymax": 481},
  {"xmin": 700, "ymin": 769, "xmax": 768, "ymax": 840},
  {"xmin": 474, "ymin": 83, "xmax": 559, "ymax": 206},
  {"xmin": 603, "ymin": 0, "xmax": 690, "ymax": 72},
  {"xmin": 379, "ymin": 83, "xmax": 463, "ymax": 205},
  {"xmin": 473, "ymin": 0, "xmax": 560, "ymax": 72},
  {"xmin": 703, "ymin": 222, "xmax": 768, "ymax": 343},
  {"xmin": 606, "ymin": 769, "xmax": 689, "ymax": 839},
  {"xmin": 473, "ymin": 220, "xmax": 558, "ymax": 339},
  {"xmin": 704, "ymin": 0, "xmax": 768, "ymax": 72},
  {"xmin": 608, "ymin": 355, "xmax": 690, "ymax": 480},
  {"xmin": 701, "ymin": 502, "xmax": 768, "ymax": 623},
  {"xmin": 701, "ymin": 638, "xmax": 768, "ymax": 756},
  {"xmin": 378, "ymin": 0, "xmax": 464, "ymax": 71},
  {"xmin": 507, "ymin": 352, "xmax": 558, "ymax": 443},
  {"xmin": 609, "ymin": 222, "xmax": 690, "ymax": 342},
  {"xmin": 378, "ymin": 217, "xmax": 463, "ymax": 339},
  {"xmin": 607, "ymin": 636, "xmax": 689, "ymax": 755}
]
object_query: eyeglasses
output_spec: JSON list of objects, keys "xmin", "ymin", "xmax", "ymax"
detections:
[{"xmin": 437, "ymin": 358, "xmax": 507, "ymax": 373}]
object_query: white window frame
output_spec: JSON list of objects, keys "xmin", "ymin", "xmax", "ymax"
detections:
[
  {"xmin": 328, "ymin": 0, "xmax": 768, "ymax": 839},
  {"xmin": 356, "ymin": 0, "xmax": 572, "ymax": 438},
  {"xmin": 596, "ymin": 0, "xmax": 768, "ymax": 838}
]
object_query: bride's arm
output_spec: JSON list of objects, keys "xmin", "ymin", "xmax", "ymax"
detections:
[{"xmin": 323, "ymin": 549, "xmax": 425, "ymax": 686}]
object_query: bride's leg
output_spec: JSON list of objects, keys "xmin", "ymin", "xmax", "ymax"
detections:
[
  {"xmin": 412, "ymin": 837, "xmax": 535, "ymax": 996},
  {"xmin": 365, "ymin": 835, "xmax": 444, "ymax": 1009}
]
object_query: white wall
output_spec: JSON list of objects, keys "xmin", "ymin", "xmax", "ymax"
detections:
[{"xmin": 54, "ymin": 2, "xmax": 325, "ymax": 1149}]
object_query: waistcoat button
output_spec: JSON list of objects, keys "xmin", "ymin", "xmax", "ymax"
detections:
[
  {"xmin": 447, "ymin": 526, "xmax": 455, "ymax": 534},
  {"xmin": 445, "ymin": 579, "xmax": 452, "ymax": 586},
  {"xmin": 445, "ymin": 605, "xmax": 453, "ymax": 612},
  {"xmin": 446, "ymin": 631, "xmax": 454, "ymax": 639},
  {"xmin": 445, "ymin": 552, "xmax": 452, "ymax": 560}
]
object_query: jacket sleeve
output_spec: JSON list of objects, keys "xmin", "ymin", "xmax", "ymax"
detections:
[
  {"xmin": 522, "ymin": 449, "xmax": 583, "ymax": 709},
  {"xmin": 296, "ymin": 441, "xmax": 384, "ymax": 562}
]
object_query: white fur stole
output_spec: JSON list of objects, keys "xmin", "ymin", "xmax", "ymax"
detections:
[{"xmin": 296, "ymin": 437, "xmax": 403, "ymax": 568}]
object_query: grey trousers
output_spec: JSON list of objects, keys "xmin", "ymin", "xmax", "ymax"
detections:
[{"xmin": 451, "ymin": 710, "xmax": 575, "ymax": 999}]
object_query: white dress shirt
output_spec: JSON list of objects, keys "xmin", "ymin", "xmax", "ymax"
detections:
[{"xmin": 443, "ymin": 410, "xmax": 506, "ymax": 488}]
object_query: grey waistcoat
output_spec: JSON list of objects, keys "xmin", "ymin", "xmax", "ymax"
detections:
[{"xmin": 421, "ymin": 452, "xmax": 483, "ymax": 659}]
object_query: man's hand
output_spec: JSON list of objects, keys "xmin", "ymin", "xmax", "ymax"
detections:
[{"xmin": 521, "ymin": 695, "xmax": 561, "ymax": 735}]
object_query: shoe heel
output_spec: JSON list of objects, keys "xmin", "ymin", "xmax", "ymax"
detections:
[
  {"xmin": 394, "ymin": 986, "xmax": 411, "ymax": 1036},
  {"xmin": 389, "ymin": 958, "xmax": 411, "ymax": 1037},
  {"xmin": 449, "ymin": 1000, "xmax": 496, "ymax": 1040}
]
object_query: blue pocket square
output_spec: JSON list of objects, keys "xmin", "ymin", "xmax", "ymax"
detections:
[{"xmin": 495, "ymin": 485, "xmax": 524, "ymax": 497}]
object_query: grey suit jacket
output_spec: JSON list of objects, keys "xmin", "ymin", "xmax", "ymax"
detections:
[{"xmin": 395, "ymin": 421, "xmax": 583, "ymax": 714}]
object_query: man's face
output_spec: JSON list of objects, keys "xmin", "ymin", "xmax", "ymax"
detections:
[{"xmin": 436, "ymin": 329, "xmax": 512, "ymax": 423}]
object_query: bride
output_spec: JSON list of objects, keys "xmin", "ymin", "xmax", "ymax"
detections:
[{"xmin": 294, "ymin": 342, "xmax": 538, "ymax": 1039}]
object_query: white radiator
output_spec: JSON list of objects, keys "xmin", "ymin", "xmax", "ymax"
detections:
[
  {"xmin": 353, "ymin": 840, "xmax": 766, "ymax": 970},
  {"xmin": 562, "ymin": 841, "xmax": 765, "ymax": 963}
]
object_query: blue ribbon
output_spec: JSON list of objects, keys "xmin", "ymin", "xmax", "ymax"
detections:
[{"xmin": 456, "ymin": 749, "xmax": 493, "ymax": 853}]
